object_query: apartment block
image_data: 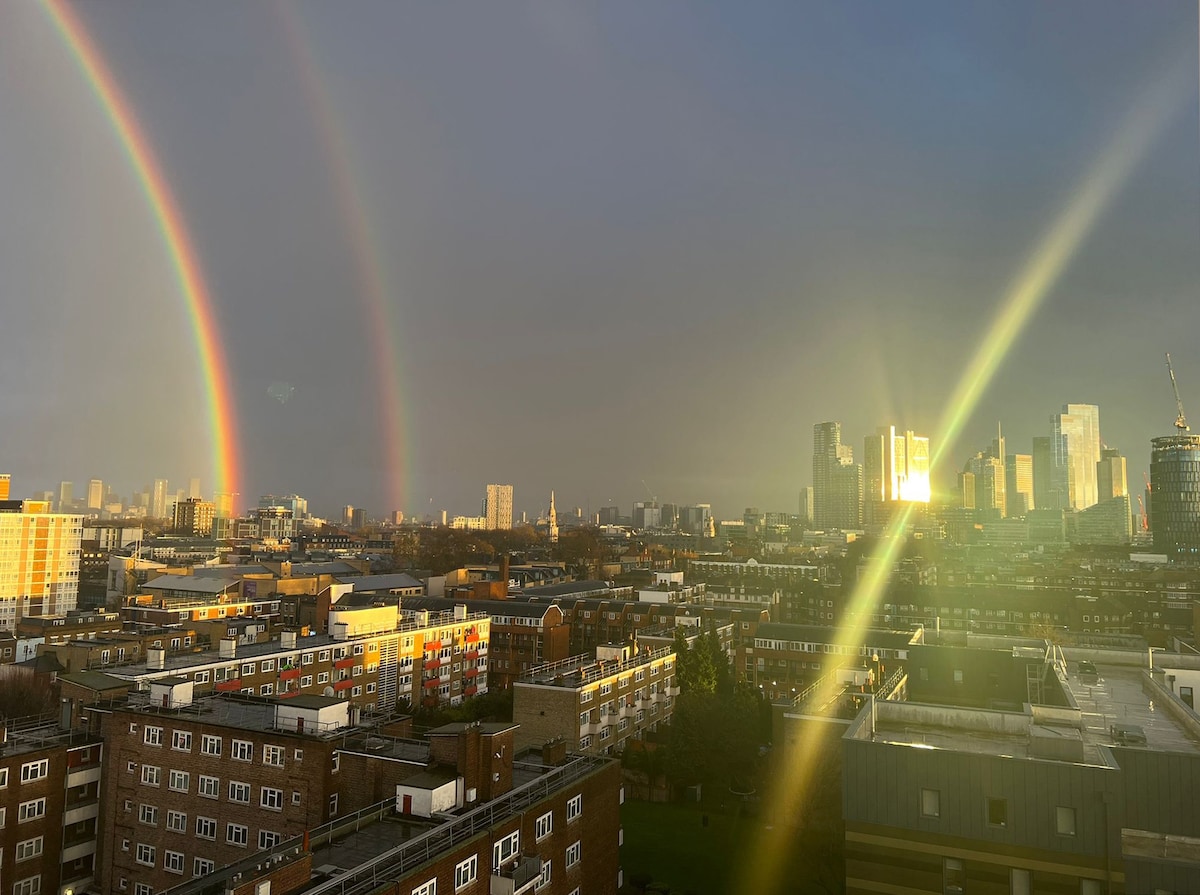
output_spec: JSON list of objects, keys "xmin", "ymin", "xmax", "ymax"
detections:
[
  {"xmin": 0, "ymin": 717, "xmax": 103, "ymax": 895},
  {"xmin": 513, "ymin": 643, "xmax": 678, "ymax": 755}
]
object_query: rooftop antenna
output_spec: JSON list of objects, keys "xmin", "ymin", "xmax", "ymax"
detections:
[{"xmin": 1166, "ymin": 352, "xmax": 1189, "ymax": 431}]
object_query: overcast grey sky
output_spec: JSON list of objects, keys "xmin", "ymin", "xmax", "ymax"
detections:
[{"xmin": 1, "ymin": 1, "xmax": 1198, "ymax": 521}]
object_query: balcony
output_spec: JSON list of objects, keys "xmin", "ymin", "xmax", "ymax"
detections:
[
  {"xmin": 490, "ymin": 855, "xmax": 543, "ymax": 895},
  {"xmin": 63, "ymin": 801, "xmax": 100, "ymax": 825},
  {"xmin": 66, "ymin": 766, "xmax": 102, "ymax": 789}
]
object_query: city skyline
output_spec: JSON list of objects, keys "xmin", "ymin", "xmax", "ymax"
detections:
[{"xmin": 1, "ymin": 2, "xmax": 1198, "ymax": 522}]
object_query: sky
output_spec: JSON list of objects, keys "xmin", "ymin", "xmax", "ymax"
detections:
[{"xmin": 1, "ymin": 0, "xmax": 1198, "ymax": 522}]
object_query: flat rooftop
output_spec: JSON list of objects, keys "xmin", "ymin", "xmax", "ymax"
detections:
[{"xmin": 854, "ymin": 661, "xmax": 1200, "ymax": 764}]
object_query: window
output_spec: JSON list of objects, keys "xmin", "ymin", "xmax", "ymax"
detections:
[
  {"xmin": 172, "ymin": 730, "xmax": 192, "ymax": 751},
  {"xmin": 261, "ymin": 787, "xmax": 284, "ymax": 810},
  {"xmin": 566, "ymin": 793, "xmax": 582, "ymax": 822},
  {"xmin": 20, "ymin": 760, "xmax": 49, "ymax": 783},
  {"xmin": 455, "ymin": 855, "xmax": 478, "ymax": 890},
  {"xmin": 143, "ymin": 726, "xmax": 163, "ymax": 746},
  {"xmin": 987, "ymin": 797, "xmax": 1008, "ymax": 828},
  {"xmin": 198, "ymin": 775, "xmax": 219, "ymax": 798},
  {"xmin": 140, "ymin": 765, "xmax": 161, "ymax": 786},
  {"xmin": 138, "ymin": 804, "xmax": 158, "ymax": 826},
  {"xmin": 536, "ymin": 810, "xmax": 553, "ymax": 840},
  {"xmin": 537, "ymin": 859, "xmax": 551, "ymax": 889},
  {"xmin": 196, "ymin": 816, "xmax": 217, "ymax": 840},
  {"xmin": 411, "ymin": 880, "xmax": 437, "ymax": 895},
  {"xmin": 566, "ymin": 840, "xmax": 581, "ymax": 868},
  {"xmin": 226, "ymin": 823, "xmax": 248, "ymax": 846},
  {"xmin": 166, "ymin": 810, "xmax": 187, "ymax": 832},
  {"xmin": 1011, "ymin": 869, "xmax": 1031, "ymax": 895},
  {"xmin": 493, "ymin": 830, "xmax": 520, "ymax": 866},
  {"xmin": 231, "ymin": 739, "xmax": 253, "ymax": 761},
  {"xmin": 263, "ymin": 744, "xmax": 285, "ymax": 767},
  {"xmin": 944, "ymin": 857, "xmax": 964, "ymax": 894},
  {"xmin": 194, "ymin": 858, "xmax": 215, "ymax": 877},
  {"xmin": 228, "ymin": 781, "xmax": 251, "ymax": 804},
  {"xmin": 201, "ymin": 735, "xmax": 221, "ymax": 756},
  {"xmin": 168, "ymin": 769, "xmax": 190, "ymax": 793},
  {"xmin": 921, "ymin": 789, "xmax": 940, "ymax": 819},
  {"xmin": 13, "ymin": 877, "xmax": 41, "ymax": 895},
  {"xmin": 259, "ymin": 830, "xmax": 281, "ymax": 849},
  {"xmin": 136, "ymin": 843, "xmax": 156, "ymax": 866},
  {"xmin": 18, "ymin": 798, "xmax": 46, "ymax": 823},
  {"xmin": 16, "ymin": 835, "xmax": 43, "ymax": 861},
  {"xmin": 1056, "ymin": 806, "xmax": 1077, "ymax": 836},
  {"xmin": 164, "ymin": 850, "xmax": 185, "ymax": 874}
]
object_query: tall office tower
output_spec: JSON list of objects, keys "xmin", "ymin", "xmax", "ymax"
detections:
[
  {"xmin": 1051, "ymin": 404, "xmax": 1101, "ymax": 510},
  {"xmin": 86, "ymin": 478, "xmax": 104, "ymax": 510},
  {"xmin": 58, "ymin": 481, "xmax": 73, "ymax": 512},
  {"xmin": 799, "ymin": 487, "xmax": 814, "ymax": 523},
  {"xmin": 1005, "ymin": 454, "xmax": 1034, "ymax": 516},
  {"xmin": 173, "ymin": 497, "xmax": 216, "ymax": 536},
  {"xmin": 150, "ymin": 478, "xmax": 169, "ymax": 518},
  {"xmin": 900, "ymin": 430, "xmax": 932, "ymax": 502},
  {"xmin": 485, "ymin": 484, "xmax": 515, "ymax": 530},
  {"xmin": 0, "ymin": 474, "xmax": 8, "ymax": 501},
  {"xmin": 1150, "ymin": 434, "xmax": 1200, "ymax": 557},
  {"xmin": 813, "ymin": 422, "xmax": 854, "ymax": 528},
  {"xmin": 548, "ymin": 491, "xmax": 559, "ymax": 542},
  {"xmin": 188, "ymin": 477, "xmax": 202, "ymax": 500},
  {"xmin": 963, "ymin": 452, "xmax": 1006, "ymax": 518},
  {"xmin": 0, "ymin": 501, "xmax": 83, "ymax": 630},
  {"xmin": 1097, "ymin": 448, "xmax": 1128, "ymax": 499},
  {"xmin": 1032, "ymin": 437, "xmax": 1056, "ymax": 509}
]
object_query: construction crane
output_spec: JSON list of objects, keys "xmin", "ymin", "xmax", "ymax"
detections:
[{"xmin": 1166, "ymin": 352, "xmax": 1189, "ymax": 431}]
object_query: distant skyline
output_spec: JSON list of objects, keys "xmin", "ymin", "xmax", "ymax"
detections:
[{"xmin": 2, "ymin": 1, "xmax": 1198, "ymax": 521}]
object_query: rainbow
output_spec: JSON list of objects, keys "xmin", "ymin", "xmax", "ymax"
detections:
[
  {"xmin": 277, "ymin": 5, "xmax": 410, "ymax": 515},
  {"xmin": 41, "ymin": 0, "xmax": 241, "ymax": 504},
  {"xmin": 739, "ymin": 48, "xmax": 1194, "ymax": 895}
]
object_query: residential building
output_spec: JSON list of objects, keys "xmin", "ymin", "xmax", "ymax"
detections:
[
  {"xmin": 0, "ymin": 500, "xmax": 83, "ymax": 631},
  {"xmin": 485, "ymin": 484, "xmax": 515, "ymax": 530},
  {"xmin": 513, "ymin": 643, "xmax": 678, "ymax": 755},
  {"xmin": 0, "ymin": 716, "xmax": 103, "ymax": 895}
]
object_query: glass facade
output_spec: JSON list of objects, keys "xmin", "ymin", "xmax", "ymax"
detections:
[{"xmin": 1150, "ymin": 434, "xmax": 1200, "ymax": 557}]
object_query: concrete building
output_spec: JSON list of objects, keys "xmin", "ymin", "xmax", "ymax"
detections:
[
  {"xmin": 486, "ymin": 483, "xmax": 515, "ymax": 530},
  {"xmin": 513, "ymin": 643, "xmax": 677, "ymax": 755},
  {"xmin": 0, "ymin": 501, "xmax": 83, "ymax": 631}
]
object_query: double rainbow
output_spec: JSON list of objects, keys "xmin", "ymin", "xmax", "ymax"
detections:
[{"xmin": 42, "ymin": 0, "xmax": 241, "ymax": 503}]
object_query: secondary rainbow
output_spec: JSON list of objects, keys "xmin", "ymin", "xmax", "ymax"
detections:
[
  {"xmin": 277, "ymin": 5, "xmax": 410, "ymax": 515},
  {"xmin": 41, "ymin": 0, "xmax": 241, "ymax": 503}
]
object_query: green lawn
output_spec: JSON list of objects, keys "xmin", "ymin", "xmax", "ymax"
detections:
[{"xmin": 620, "ymin": 797, "xmax": 842, "ymax": 895}]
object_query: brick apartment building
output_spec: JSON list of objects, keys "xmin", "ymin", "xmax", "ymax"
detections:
[
  {"xmin": 0, "ymin": 716, "xmax": 103, "ymax": 895},
  {"xmin": 513, "ymin": 643, "xmax": 678, "ymax": 755}
]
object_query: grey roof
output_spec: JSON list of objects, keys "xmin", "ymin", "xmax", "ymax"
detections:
[
  {"xmin": 342, "ymin": 573, "xmax": 424, "ymax": 592},
  {"xmin": 142, "ymin": 575, "xmax": 240, "ymax": 593}
]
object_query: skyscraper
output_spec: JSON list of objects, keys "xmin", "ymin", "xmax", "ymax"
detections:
[
  {"xmin": 87, "ymin": 478, "xmax": 104, "ymax": 510},
  {"xmin": 814, "ymin": 422, "xmax": 854, "ymax": 529},
  {"xmin": 1097, "ymin": 447, "xmax": 1128, "ymax": 500},
  {"xmin": 1051, "ymin": 404, "xmax": 1101, "ymax": 511},
  {"xmin": 1150, "ymin": 434, "xmax": 1200, "ymax": 557},
  {"xmin": 485, "ymin": 484, "xmax": 514, "ymax": 530},
  {"xmin": 1005, "ymin": 454, "xmax": 1033, "ymax": 516},
  {"xmin": 151, "ymin": 478, "xmax": 170, "ymax": 519},
  {"xmin": 1032, "ymin": 437, "xmax": 1056, "ymax": 509}
]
